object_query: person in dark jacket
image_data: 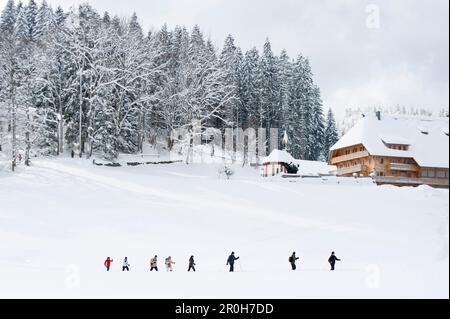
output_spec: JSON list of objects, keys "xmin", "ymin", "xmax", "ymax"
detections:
[
  {"xmin": 328, "ymin": 252, "xmax": 341, "ymax": 271},
  {"xmin": 227, "ymin": 252, "xmax": 240, "ymax": 272},
  {"xmin": 71, "ymin": 150, "xmax": 75, "ymax": 158},
  {"xmin": 188, "ymin": 256, "xmax": 196, "ymax": 272},
  {"xmin": 289, "ymin": 252, "xmax": 300, "ymax": 270}
]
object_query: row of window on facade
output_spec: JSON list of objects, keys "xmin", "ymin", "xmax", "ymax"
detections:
[
  {"xmin": 385, "ymin": 144, "xmax": 409, "ymax": 151},
  {"xmin": 342, "ymin": 144, "xmax": 410, "ymax": 156},
  {"xmin": 339, "ymin": 157, "xmax": 412, "ymax": 169},
  {"xmin": 339, "ymin": 156, "xmax": 372, "ymax": 168},
  {"xmin": 340, "ymin": 161, "xmax": 363, "ymax": 168},
  {"xmin": 374, "ymin": 171, "xmax": 416, "ymax": 178},
  {"xmin": 389, "ymin": 158, "xmax": 414, "ymax": 164},
  {"xmin": 377, "ymin": 157, "xmax": 414, "ymax": 165},
  {"xmin": 371, "ymin": 167, "xmax": 448, "ymax": 179},
  {"xmin": 343, "ymin": 146, "xmax": 365, "ymax": 156},
  {"xmin": 421, "ymin": 169, "xmax": 449, "ymax": 179},
  {"xmin": 375, "ymin": 172, "xmax": 417, "ymax": 178}
]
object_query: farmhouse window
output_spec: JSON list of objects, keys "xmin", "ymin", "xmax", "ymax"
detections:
[{"xmin": 436, "ymin": 171, "xmax": 446, "ymax": 178}]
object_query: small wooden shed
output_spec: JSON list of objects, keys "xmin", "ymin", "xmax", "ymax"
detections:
[{"xmin": 261, "ymin": 149, "xmax": 298, "ymax": 177}]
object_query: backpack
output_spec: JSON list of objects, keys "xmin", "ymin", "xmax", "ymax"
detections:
[{"xmin": 289, "ymin": 256, "xmax": 293, "ymax": 263}]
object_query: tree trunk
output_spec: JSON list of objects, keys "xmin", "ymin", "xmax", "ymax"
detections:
[
  {"xmin": 24, "ymin": 107, "xmax": 31, "ymax": 167},
  {"xmin": 0, "ymin": 120, "xmax": 3, "ymax": 152},
  {"xmin": 142, "ymin": 111, "xmax": 146, "ymax": 153},
  {"xmin": 167, "ymin": 133, "xmax": 174, "ymax": 151},
  {"xmin": 11, "ymin": 74, "xmax": 17, "ymax": 172},
  {"xmin": 185, "ymin": 128, "xmax": 193, "ymax": 165},
  {"xmin": 57, "ymin": 94, "xmax": 64, "ymax": 155},
  {"xmin": 242, "ymin": 143, "xmax": 248, "ymax": 168},
  {"xmin": 25, "ymin": 132, "xmax": 31, "ymax": 166},
  {"xmin": 78, "ymin": 60, "xmax": 84, "ymax": 158},
  {"xmin": 87, "ymin": 108, "xmax": 94, "ymax": 159}
]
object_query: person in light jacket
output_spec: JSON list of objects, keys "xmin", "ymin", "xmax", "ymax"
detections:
[
  {"xmin": 150, "ymin": 255, "xmax": 158, "ymax": 271},
  {"xmin": 165, "ymin": 256, "xmax": 175, "ymax": 272},
  {"xmin": 122, "ymin": 257, "xmax": 130, "ymax": 271}
]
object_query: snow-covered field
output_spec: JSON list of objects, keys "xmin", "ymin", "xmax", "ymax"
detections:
[{"xmin": 0, "ymin": 158, "xmax": 448, "ymax": 299}]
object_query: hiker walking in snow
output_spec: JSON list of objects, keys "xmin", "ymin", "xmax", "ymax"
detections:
[
  {"xmin": 165, "ymin": 256, "xmax": 175, "ymax": 272},
  {"xmin": 188, "ymin": 256, "xmax": 196, "ymax": 272},
  {"xmin": 328, "ymin": 252, "xmax": 341, "ymax": 271},
  {"xmin": 150, "ymin": 255, "xmax": 158, "ymax": 271},
  {"xmin": 71, "ymin": 150, "xmax": 75, "ymax": 158},
  {"xmin": 227, "ymin": 252, "xmax": 240, "ymax": 272},
  {"xmin": 122, "ymin": 257, "xmax": 130, "ymax": 271},
  {"xmin": 289, "ymin": 252, "xmax": 300, "ymax": 271},
  {"xmin": 104, "ymin": 257, "xmax": 113, "ymax": 271}
]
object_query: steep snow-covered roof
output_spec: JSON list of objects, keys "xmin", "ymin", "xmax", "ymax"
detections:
[
  {"xmin": 331, "ymin": 114, "xmax": 449, "ymax": 168},
  {"xmin": 262, "ymin": 149, "xmax": 296, "ymax": 164}
]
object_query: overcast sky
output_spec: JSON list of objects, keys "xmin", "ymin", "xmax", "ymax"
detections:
[{"xmin": 1, "ymin": 0, "xmax": 449, "ymax": 118}]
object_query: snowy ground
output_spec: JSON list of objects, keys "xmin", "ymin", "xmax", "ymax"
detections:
[{"xmin": 0, "ymin": 157, "xmax": 448, "ymax": 299}]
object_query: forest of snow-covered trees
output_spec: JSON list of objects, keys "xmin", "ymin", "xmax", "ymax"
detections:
[{"xmin": 0, "ymin": 0, "xmax": 339, "ymax": 170}]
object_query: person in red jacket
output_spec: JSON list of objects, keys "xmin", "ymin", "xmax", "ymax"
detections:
[{"xmin": 104, "ymin": 257, "xmax": 113, "ymax": 271}]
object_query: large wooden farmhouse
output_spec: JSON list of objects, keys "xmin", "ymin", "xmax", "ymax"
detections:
[{"xmin": 328, "ymin": 112, "xmax": 449, "ymax": 188}]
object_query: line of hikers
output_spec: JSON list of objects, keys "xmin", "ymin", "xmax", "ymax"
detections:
[
  {"xmin": 289, "ymin": 251, "xmax": 341, "ymax": 271},
  {"xmin": 104, "ymin": 252, "xmax": 341, "ymax": 272},
  {"xmin": 104, "ymin": 256, "xmax": 190, "ymax": 272}
]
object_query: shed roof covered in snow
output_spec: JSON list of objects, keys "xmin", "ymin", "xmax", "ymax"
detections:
[
  {"xmin": 297, "ymin": 160, "xmax": 336, "ymax": 176},
  {"xmin": 262, "ymin": 149, "xmax": 336, "ymax": 175},
  {"xmin": 262, "ymin": 149, "xmax": 296, "ymax": 165},
  {"xmin": 330, "ymin": 114, "xmax": 450, "ymax": 168}
]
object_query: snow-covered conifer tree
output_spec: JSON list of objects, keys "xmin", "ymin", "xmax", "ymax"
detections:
[{"xmin": 323, "ymin": 108, "xmax": 339, "ymax": 159}]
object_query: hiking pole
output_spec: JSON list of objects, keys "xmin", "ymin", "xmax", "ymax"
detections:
[{"xmin": 238, "ymin": 259, "xmax": 243, "ymax": 272}]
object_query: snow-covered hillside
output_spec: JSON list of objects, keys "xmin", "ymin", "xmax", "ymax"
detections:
[{"xmin": 0, "ymin": 158, "xmax": 448, "ymax": 298}]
